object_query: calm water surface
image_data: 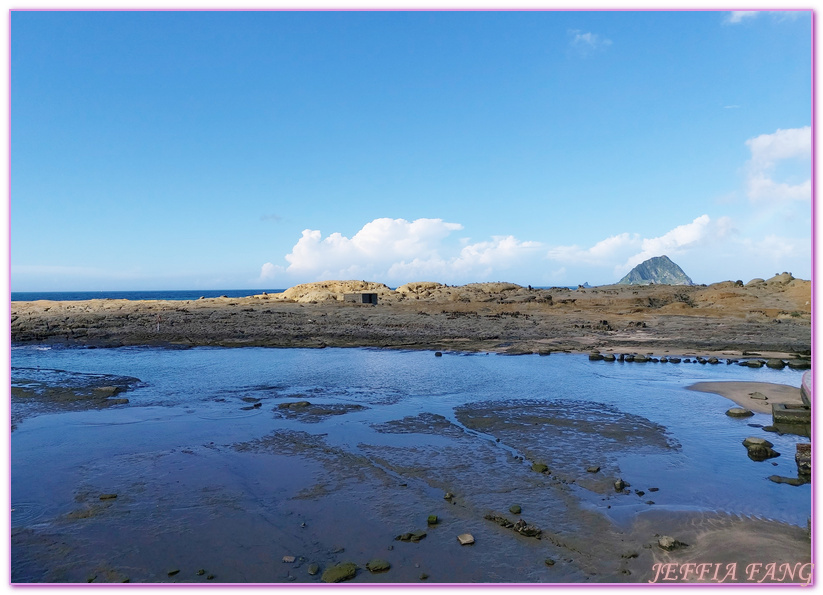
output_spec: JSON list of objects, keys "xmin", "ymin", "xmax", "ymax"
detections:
[{"xmin": 10, "ymin": 346, "xmax": 810, "ymax": 583}]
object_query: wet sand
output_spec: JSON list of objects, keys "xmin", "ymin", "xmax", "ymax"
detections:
[{"xmin": 688, "ymin": 381, "xmax": 805, "ymax": 415}]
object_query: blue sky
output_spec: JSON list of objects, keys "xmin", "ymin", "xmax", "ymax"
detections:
[{"xmin": 10, "ymin": 9, "xmax": 813, "ymax": 290}]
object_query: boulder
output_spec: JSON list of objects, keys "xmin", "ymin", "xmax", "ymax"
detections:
[
  {"xmin": 321, "ymin": 562, "xmax": 358, "ymax": 583},
  {"xmin": 366, "ymin": 559, "xmax": 391, "ymax": 573},
  {"xmin": 766, "ymin": 359, "xmax": 786, "ymax": 369},
  {"xmin": 726, "ymin": 408, "xmax": 754, "ymax": 418},
  {"xmin": 745, "ymin": 443, "xmax": 780, "ymax": 461},
  {"xmin": 743, "ymin": 437, "xmax": 773, "ymax": 448},
  {"xmin": 588, "ymin": 352, "xmax": 604, "ymax": 361},
  {"xmin": 509, "ymin": 505, "xmax": 522, "ymax": 515}
]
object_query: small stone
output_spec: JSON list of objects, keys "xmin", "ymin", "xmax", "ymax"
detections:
[
  {"xmin": 283, "ymin": 556, "xmax": 296, "ymax": 563},
  {"xmin": 457, "ymin": 533, "xmax": 475, "ymax": 545},
  {"xmin": 509, "ymin": 504, "xmax": 522, "ymax": 515},
  {"xmin": 427, "ymin": 515, "xmax": 438, "ymax": 525},
  {"xmin": 545, "ymin": 558, "xmax": 555, "ymax": 566},
  {"xmin": 196, "ymin": 569, "xmax": 205, "ymax": 576},
  {"xmin": 99, "ymin": 494, "xmax": 117, "ymax": 500},
  {"xmin": 648, "ymin": 487, "xmax": 659, "ymax": 492},
  {"xmin": 366, "ymin": 559, "xmax": 391, "ymax": 573},
  {"xmin": 444, "ymin": 492, "xmax": 454, "ymax": 500},
  {"xmin": 614, "ymin": 479, "xmax": 625, "ymax": 491},
  {"xmin": 307, "ymin": 563, "xmax": 320, "ymax": 576},
  {"xmin": 410, "ymin": 530, "xmax": 427, "ymax": 542},
  {"xmin": 434, "ymin": 352, "xmax": 443, "ymax": 357},
  {"xmin": 586, "ymin": 465, "xmax": 600, "ymax": 473},
  {"xmin": 206, "ymin": 574, "xmax": 215, "ymax": 580},
  {"xmin": 621, "ymin": 551, "xmax": 639, "ymax": 559},
  {"xmin": 167, "ymin": 569, "xmax": 180, "ymax": 577},
  {"xmin": 635, "ymin": 490, "xmax": 645, "ymax": 497},
  {"xmin": 726, "ymin": 408, "xmax": 754, "ymax": 418},
  {"xmin": 749, "ymin": 392, "xmax": 768, "ymax": 400},
  {"xmin": 419, "ymin": 573, "xmax": 429, "ymax": 580},
  {"xmin": 646, "ymin": 501, "xmax": 655, "ymax": 505}
]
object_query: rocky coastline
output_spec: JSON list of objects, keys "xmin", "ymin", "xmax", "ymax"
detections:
[{"xmin": 11, "ymin": 275, "xmax": 811, "ymax": 359}]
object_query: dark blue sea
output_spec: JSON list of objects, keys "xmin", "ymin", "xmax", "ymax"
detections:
[{"xmin": 11, "ymin": 289, "xmax": 286, "ymax": 302}]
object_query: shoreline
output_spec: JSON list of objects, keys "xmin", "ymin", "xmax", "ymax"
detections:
[
  {"xmin": 687, "ymin": 381, "xmax": 805, "ymax": 415},
  {"xmin": 9, "ymin": 278, "xmax": 812, "ymax": 359}
]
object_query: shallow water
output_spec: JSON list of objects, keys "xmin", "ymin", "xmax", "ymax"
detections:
[{"xmin": 10, "ymin": 346, "xmax": 811, "ymax": 583}]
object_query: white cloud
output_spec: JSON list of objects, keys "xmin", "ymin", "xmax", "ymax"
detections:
[
  {"xmin": 546, "ymin": 233, "xmax": 640, "ymax": 265},
  {"xmin": 546, "ymin": 215, "xmax": 733, "ymax": 279},
  {"xmin": 726, "ymin": 11, "xmax": 759, "ymax": 24},
  {"xmin": 622, "ymin": 215, "xmax": 713, "ymax": 271},
  {"xmin": 568, "ymin": 29, "xmax": 612, "ymax": 55},
  {"xmin": 744, "ymin": 127, "xmax": 811, "ymax": 202},
  {"xmin": 726, "ymin": 10, "xmax": 807, "ymax": 24},
  {"xmin": 260, "ymin": 218, "xmax": 542, "ymax": 284}
]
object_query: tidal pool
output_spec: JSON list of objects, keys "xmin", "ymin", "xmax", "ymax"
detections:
[{"xmin": 10, "ymin": 346, "xmax": 811, "ymax": 583}]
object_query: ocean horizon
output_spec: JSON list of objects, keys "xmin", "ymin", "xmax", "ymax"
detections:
[
  {"xmin": 10, "ymin": 289, "xmax": 288, "ymax": 302},
  {"xmin": 11, "ymin": 286, "xmax": 580, "ymax": 302}
]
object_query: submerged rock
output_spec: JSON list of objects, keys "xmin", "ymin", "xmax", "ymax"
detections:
[
  {"xmin": 768, "ymin": 475, "xmax": 806, "ymax": 486},
  {"xmin": 509, "ymin": 504, "xmax": 522, "ymax": 515},
  {"xmin": 531, "ymin": 462, "xmax": 549, "ymax": 474},
  {"xmin": 658, "ymin": 536, "xmax": 687, "ymax": 551}
]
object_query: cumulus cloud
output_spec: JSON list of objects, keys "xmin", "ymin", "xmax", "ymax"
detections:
[
  {"xmin": 546, "ymin": 215, "xmax": 734, "ymax": 279},
  {"xmin": 546, "ymin": 233, "xmax": 640, "ymax": 265},
  {"xmin": 744, "ymin": 127, "xmax": 811, "ymax": 202},
  {"xmin": 259, "ymin": 218, "xmax": 542, "ymax": 284}
]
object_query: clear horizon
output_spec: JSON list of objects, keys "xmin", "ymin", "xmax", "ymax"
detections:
[{"xmin": 11, "ymin": 10, "xmax": 812, "ymax": 292}]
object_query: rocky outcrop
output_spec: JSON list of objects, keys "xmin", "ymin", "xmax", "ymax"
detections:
[{"xmin": 617, "ymin": 255, "xmax": 694, "ymax": 286}]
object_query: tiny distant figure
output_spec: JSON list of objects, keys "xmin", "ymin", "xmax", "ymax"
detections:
[{"xmin": 156, "ymin": 314, "xmax": 161, "ymax": 332}]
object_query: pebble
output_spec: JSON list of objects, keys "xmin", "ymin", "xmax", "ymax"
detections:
[
  {"xmin": 545, "ymin": 559, "xmax": 555, "ymax": 566},
  {"xmin": 419, "ymin": 573, "xmax": 429, "ymax": 580},
  {"xmin": 283, "ymin": 556, "xmax": 296, "ymax": 563},
  {"xmin": 307, "ymin": 563, "xmax": 320, "ymax": 576},
  {"xmin": 167, "ymin": 569, "xmax": 180, "ymax": 577}
]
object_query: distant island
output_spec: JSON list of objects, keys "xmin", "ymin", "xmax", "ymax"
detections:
[{"xmin": 618, "ymin": 255, "xmax": 694, "ymax": 286}]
